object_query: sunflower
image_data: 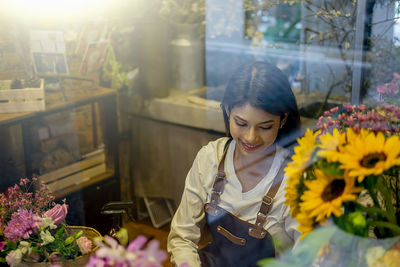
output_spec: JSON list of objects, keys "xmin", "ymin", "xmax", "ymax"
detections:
[
  {"xmin": 285, "ymin": 129, "xmax": 320, "ymax": 181},
  {"xmin": 285, "ymin": 177, "xmax": 302, "ymax": 216},
  {"xmin": 317, "ymin": 128, "xmax": 346, "ymax": 162},
  {"xmin": 299, "ymin": 169, "xmax": 362, "ymax": 223},
  {"xmin": 339, "ymin": 128, "xmax": 400, "ymax": 182},
  {"xmin": 296, "ymin": 212, "xmax": 315, "ymax": 239},
  {"xmin": 284, "ymin": 129, "xmax": 320, "ymax": 216}
]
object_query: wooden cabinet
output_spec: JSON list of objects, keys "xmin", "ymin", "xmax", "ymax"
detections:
[{"xmin": 0, "ymin": 85, "xmax": 120, "ymax": 234}]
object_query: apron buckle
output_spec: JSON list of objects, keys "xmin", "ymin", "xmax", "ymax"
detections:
[
  {"xmin": 248, "ymin": 227, "xmax": 267, "ymax": 239},
  {"xmin": 262, "ymin": 196, "xmax": 273, "ymax": 205}
]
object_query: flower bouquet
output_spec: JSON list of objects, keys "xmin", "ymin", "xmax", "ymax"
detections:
[
  {"xmin": 261, "ymin": 103, "xmax": 400, "ymax": 266},
  {"xmin": 0, "ymin": 178, "xmax": 98, "ymax": 266}
]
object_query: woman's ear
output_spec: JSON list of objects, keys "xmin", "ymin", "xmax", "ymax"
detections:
[{"xmin": 280, "ymin": 113, "xmax": 288, "ymax": 129}]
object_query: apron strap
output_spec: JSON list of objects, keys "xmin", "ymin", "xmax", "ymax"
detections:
[
  {"xmin": 249, "ymin": 157, "xmax": 290, "ymax": 239},
  {"xmin": 205, "ymin": 139, "xmax": 231, "ymax": 216}
]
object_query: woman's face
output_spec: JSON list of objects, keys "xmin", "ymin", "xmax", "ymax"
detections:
[{"xmin": 228, "ymin": 102, "xmax": 285, "ymax": 158}]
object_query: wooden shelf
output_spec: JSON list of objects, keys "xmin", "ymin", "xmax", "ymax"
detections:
[
  {"xmin": 53, "ymin": 169, "xmax": 115, "ymax": 199},
  {"xmin": 0, "ymin": 87, "xmax": 116, "ymax": 127}
]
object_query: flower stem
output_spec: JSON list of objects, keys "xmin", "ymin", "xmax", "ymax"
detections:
[
  {"xmin": 354, "ymin": 202, "xmax": 390, "ymax": 221},
  {"xmin": 365, "ymin": 178, "xmax": 381, "ymax": 211},
  {"xmin": 377, "ymin": 179, "xmax": 397, "ymax": 224},
  {"xmin": 368, "ymin": 221, "xmax": 400, "ymax": 236}
]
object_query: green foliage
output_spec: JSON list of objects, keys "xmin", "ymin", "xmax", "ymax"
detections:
[
  {"xmin": 317, "ymin": 159, "xmax": 343, "ymax": 177},
  {"xmin": 40, "ymin": 225, "xmax": 82, "ymax": 260},
  {"xmin": 334, "ymin": 211, "xmax": 369, "ymax": 237}
]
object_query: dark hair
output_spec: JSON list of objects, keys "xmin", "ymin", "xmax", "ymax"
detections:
[{"xmin": 221, "ymin": 61, "xmax": 301, "ymax": 149}]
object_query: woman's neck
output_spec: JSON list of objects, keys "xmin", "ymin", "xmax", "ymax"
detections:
[{"xmin": 233, "ymin": 143, "xmax": 277, "ymax": 192}]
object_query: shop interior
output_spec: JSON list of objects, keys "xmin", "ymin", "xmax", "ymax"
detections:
[{"xmin": 0, "ymin": 0, "xmax": 399, "ymax": 266}]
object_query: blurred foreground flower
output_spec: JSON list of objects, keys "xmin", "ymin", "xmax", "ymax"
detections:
[{"xmin": 86, "ymin": 228, "xmax": 168, "ymax": 267}]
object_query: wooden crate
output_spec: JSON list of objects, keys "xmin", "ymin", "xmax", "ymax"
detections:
[
  {"xmin": 0, "ymin": 79, "xmax": 45, "ymax": 113},
  {"xmin": 39, "ymin": 148, "xmax": 106, "ymax": 193}
]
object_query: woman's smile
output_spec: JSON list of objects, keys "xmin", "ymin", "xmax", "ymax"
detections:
[{"xmin": 239, "ymin": 139, "xmax": 262, "ymax": 151}]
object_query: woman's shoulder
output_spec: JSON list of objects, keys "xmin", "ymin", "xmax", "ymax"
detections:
[
  {"xmin": 196, "ymin": 137, "xmax": 230, "ymax": 161},
  {"xmin": 276, "ymin": 145, "xmax": 291, "ymax": 161}
]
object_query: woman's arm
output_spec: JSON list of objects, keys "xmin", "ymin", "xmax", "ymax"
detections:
[{"xmin": 168, "ymin": 147, "xmax": 211, "ymax": 267}]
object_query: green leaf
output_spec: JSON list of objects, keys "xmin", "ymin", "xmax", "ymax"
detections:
[{"xmin": 317, "ymin": 160, "xmax": 343, "ymax": 176}]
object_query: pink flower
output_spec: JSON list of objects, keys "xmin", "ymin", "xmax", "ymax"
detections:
[
  {"xmin": 43, "ymin": 204, "xmax": 68, "ymax": 225},
  {"xmin": 77, "ymin": 236, "xmax": 93, "ymax": 255},
  {"xmin": 126, "ymin": 235, "xmax": 147, "ymax": 252},
  {"xmin": 139, "ymin": 239, "xmax": 168, "ymax": 266},
  {"xmin": 86, "ymin": 234, "xmax": 168, "ymax": 267},
  {"xmin": 0, "ymin": 241, "xmax": 5, "ymax": 250}
]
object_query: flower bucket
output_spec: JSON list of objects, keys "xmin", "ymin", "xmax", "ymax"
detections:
[{"xmin": 15, "ymin": 226, "xmax": 101, "ymax": 267}]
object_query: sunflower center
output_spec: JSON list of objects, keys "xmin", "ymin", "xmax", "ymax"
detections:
[
  {"xmin": 321, "ymin": 179, "xmax": 345, "ymax": 202},
  {"xmin": 359, "ymin": 153, "xmax": 387, "ymax": 168}
]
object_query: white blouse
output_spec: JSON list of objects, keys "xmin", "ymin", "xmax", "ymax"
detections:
[{"xmin": 167, "ymin": 137, "xmax": 300, "ymax": 267}]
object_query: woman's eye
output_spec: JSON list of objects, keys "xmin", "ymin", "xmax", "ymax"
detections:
[
  {"xmin": 235, "ymin": 121, "xmax": 246, "ymax": 127},
  {"xmin": 260, "ymin": 126, "xmax": 272, "ymax": 130}
]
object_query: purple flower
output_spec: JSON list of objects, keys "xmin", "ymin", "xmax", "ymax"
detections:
[
  {"xmin": 137, "ymin": 239, "xmax": 168, "ymax": 267},
  {"xmin": 126, "ymin": 235, "xmax": 147, "ymax": 252},
  {"xmin": 4, "ymin": 209, "xmax": 41, "ymax": 242}
]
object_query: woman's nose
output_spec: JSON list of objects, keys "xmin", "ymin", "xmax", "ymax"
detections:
[{"xmin": 244, "ymin": 128, "xmax": 258, "ymax": 143}]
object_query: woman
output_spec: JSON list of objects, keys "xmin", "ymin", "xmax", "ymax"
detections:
[{"xmin": 168, "ymin": 61, "xmax": 302, "ymax": 267}]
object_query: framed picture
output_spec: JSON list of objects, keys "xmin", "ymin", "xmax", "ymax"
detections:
[
  {"xmin": 32, "ymin": 52, "xmax": 69, "ymax": 74},
  {"xmin": 30, "ymin": 30, "xmax": 69, "ymax": 74}
]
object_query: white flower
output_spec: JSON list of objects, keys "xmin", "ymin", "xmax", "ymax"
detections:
[
  {"xmin": 40, "ymin": 230, "xmax": 55, "ymax": 245},
  {"xmin": 6, "ymin": 249, "xmax": 23, "ymax": 267},
  {"xmin": 41, "ymin": 217, "xmax": 57, "ymax": 230},
  {"xmin": 18, "ymin": 241, "xmax": 32, "ymax": 255}
]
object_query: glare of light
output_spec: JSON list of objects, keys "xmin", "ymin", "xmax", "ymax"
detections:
[{"xmin": 2, "ymin": 0, "xmax": 112, "ymax": 21}]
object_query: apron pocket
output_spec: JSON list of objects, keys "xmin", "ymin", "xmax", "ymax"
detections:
[{"xmin": 216, "ymin": 225, "xmax": 246, "ymax": 246}]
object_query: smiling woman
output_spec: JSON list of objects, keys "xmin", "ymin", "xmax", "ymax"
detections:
[{"xmin": 167, "ymin": 61, "xmax": 302, "ymax": 267}]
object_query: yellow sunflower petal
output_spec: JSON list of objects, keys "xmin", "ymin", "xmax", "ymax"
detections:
[
  {"xmin": 317, "ymin": 128, "xmax": 346, "ymax": 162},
  {"xmin": 339, "ymin": 129, "xmax": 400, "ymax": 182},
  {"xmin": 299, "ymin": 169, "xmax": 361, "ymax": 223}
]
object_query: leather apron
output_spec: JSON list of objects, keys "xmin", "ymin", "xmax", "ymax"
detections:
[{"xmin": 198, "ymin": 140, "xmax": 286, "ymax": 267}]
